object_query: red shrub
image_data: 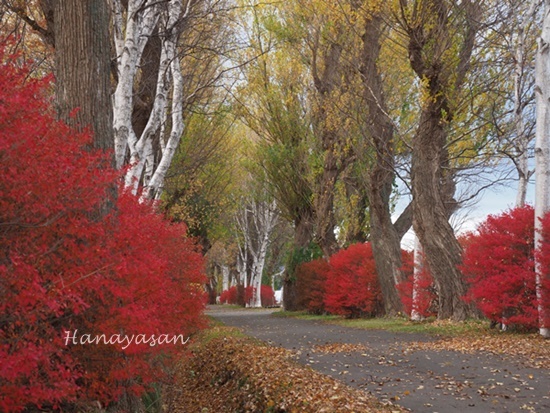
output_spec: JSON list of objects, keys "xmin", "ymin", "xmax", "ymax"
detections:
[
  {"xmin": 244, "ymin": 285, "xmax": 254, "ymax": 306},
  {"xmin": 324, "ymin": 243, "xmax": 382, "ymax": 318},
  {"xmin": 295, "ymin": 258, "xmax": 330, "ymax": 314},
  {"xmin": 261, "ymin": 285, "xmax": 276, "ymax": 307},
  {"xmin": 220, "ymin": 284, "xmax": 271, "ymax": 307},
  {"xmin": 0, "ymin": 49, "xmax": 206, "ymax": 412},
  {"xmin": 397, "ymin": 250, "xmax": 437, "ymax": 318},
  {"xmin": 219, "ymin": 286, "xmax": 238, "ymax": 304},
  {"xmin": 461, "ymin": 206, "xmax": 537, "ymax": 330}
]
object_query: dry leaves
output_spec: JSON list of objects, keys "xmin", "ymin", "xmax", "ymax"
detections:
[
  {"xmin": 312, "ymin": 343, "xmax": 368, "ymax": 354},
  {"xmin": 171, "ymin": 326, "xmax": 406, "ymax": 413},
  {"xmin": 409, "ymin": 333, "xmax": 550, "ymax": 369}
]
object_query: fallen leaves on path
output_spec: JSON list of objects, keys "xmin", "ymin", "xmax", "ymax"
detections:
[
  {"xmin": 312, "ymin": 343, "xmax": 369, "ymax": 354},
  {"xmin": 172, "ymin": 326, "xmax": 406, "ymax": 413},
  {"xmin": 409, "ymin": 333, "xmax": 549, "ymax": 369}
]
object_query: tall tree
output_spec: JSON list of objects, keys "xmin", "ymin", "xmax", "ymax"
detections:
[
  {"xmin": 270, "ymin": 0, "xmax": 358, "ymax": 257},
  {"xmin": 534, "ymin": 0, "xmax": 550, "ymax": 338},
  {"xmin": 511, "ymin": 0, "xmax": 540, "ymax": 206},
  {"xmin": 21, "ymin": 0, "xmax": 234, "ymax": 199},
  {"xmin": 359, "ymin": 8, "xmax": 412, "ymax": 315},
  {"xmin": 233, "ymin": 2, "xmax": 316, "ymax": 309},
  {"xmin": 38, "ymin": 0, "xmax": 113, "ymax": 152},
  {"xmin": 235, "ymin": 196, "xmax": 279, "ymax": 307},
  {"xmin": 398, "ymin": 0, "xmax": 481, "ymax": 320},
  {"xmin": 488, "ymin": 0, "xmax": 541, "ymax": 207}
]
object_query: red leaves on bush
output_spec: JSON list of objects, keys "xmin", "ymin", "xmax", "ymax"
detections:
[
  {"xmin": 0, "ymin": 48, "xmax": 206, "ymax": 412},
  {"xmin": 219, "ymin": 286, "xmax": 239, "ymax": 305},
  {"xmin": 324, "ymin": 243, "xmax": 382, "ymax": 318},
  {"xmin": 295, "ymin": 258, "xmax": 330, "ymax": 314},
  {"xmin": 219, "ymin": 285, "xmax": 276, "ymax": 307},
  {"xmin": 461, "ymin": 206, "xmax": 538, "ymax": 330},
  {"xmin": 260, "ymin": 285, "xmax": 276, "ymax": 307}
]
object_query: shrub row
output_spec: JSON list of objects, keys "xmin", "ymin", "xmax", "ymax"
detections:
[
  {"xmin": 219, "ymin": 285, "xmax": 276, "ymax": 307},
  {"xmin": 294, "ymin": 205, "xmax": 550, "ymax": 330},
  {"xmin": 296, "ymin": 243, "xmax": 386, "ymax": 318}
]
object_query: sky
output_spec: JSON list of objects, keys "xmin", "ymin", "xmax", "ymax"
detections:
[{"xmin": 395, "ymin": 179, "xmax": 533, "ymax": 250}]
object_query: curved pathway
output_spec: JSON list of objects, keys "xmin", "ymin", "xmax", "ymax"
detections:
[{"xmin": 208, "ymin": 307, "xmax": 550, "ymax": 413}]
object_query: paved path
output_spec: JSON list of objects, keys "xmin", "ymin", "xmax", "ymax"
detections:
[{"xmin": 208, "ymin": 307, "xmax": 550, "ymax": 413}]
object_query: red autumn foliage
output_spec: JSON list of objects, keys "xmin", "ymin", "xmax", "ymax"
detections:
[
  {"xmin": 219, "ymin": 285, "xmax": 276, "ymax": 307},
  {"xmin": 261, "ymin": 285, "xmax": 276, "ymax": 307},
  {"xmin": 0, "ymin": 49, "xmax": 206, "ymax": 412},
  {"xmin": 397, "ymin": 250, "xmax": 437, "ymax": 318},
  {"xmin": 219, "ymin": 286, "xmax": 239, "ymax": 305},
  {"xmin": 323, "ymin": 243, "xmax": 382, "ymax": 318},
  {"xmin": 245, "ymin": 285, "xmax": 255, "ymax": 305},
  {"xmin": 461, "ymin": 206, "xmax": 538, "ymax": 330},
  {"xmin": 295, "ymin": 258, "xmax": 330, "ymax": 314}
]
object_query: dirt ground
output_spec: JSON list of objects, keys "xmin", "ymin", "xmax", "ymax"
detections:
[{"xmin": 207, "ymin": 306, "xmax": 550, "ymax": 413}]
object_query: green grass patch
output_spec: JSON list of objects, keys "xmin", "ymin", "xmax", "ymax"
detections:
[
  {"xmin": 275, "ymin": 311, "xmax": 489, "ymax": 337},
  {"xmin": 339, "ymin": 317, "xmax": 488, "ymax": 337},
  {"xmin": 194, "ymin": 324, "xmax": 250, "ymax": 345},
  {"xmin": 272, "ymin": 310, "xmax": 340, "ymax": 321}
]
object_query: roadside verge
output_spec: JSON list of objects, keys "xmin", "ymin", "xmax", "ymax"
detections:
[{"xmin": 172, "ymin": 325, "xmax": 405, "ymax": 413}]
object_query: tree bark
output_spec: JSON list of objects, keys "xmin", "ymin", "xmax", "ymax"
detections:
[
  {"xmin": 404, "ymin": 0, "xmax": 480, "ymax": 320},
  {"xmin": 311, "ymin": 38, "xmax": 350, "ymax": 258},
  {"xmin": 50, "ymin": 0, "xmax": 113, "ymax": 153},
  {"xmin": 314, "ymin": 149, "xmax": 340, "ymax": 257},
  {"xmin": 534, "ymin": 0, "xmax": 550, "ymax": 338},
  {"xmin": 411, "ymin": 103, "xmax": 472, "ymax": 320},
  {"xmin": 361, "ymin": 13, "xmax": 409, "ymax": 315}
]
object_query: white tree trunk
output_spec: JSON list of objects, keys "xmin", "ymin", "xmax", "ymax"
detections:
[
  {"xmin": 251, "ymin": 200, "xmax": 278, "ymax": 307},
  {"xmin": 222, "ymin": 265, "xmax": 230, "ymax": 291},
  {"xmin": 411, "ymin": 234, "xmax": 423, "ymax": 321},
  {"xmin": 112, "ymin": 0, "xmax": 159, "ymax": 169},
  {"xmin": 237, "ymin": 241, "xmax": 248, "ymax": 288},
  {"xmin": 534, "ymin": 0, "xmax": 550, "ymax": 338},
  {"xmin": 235, "ymin": 199, "xmax": 278, "ymax": 308},
  {"xmin": 109, "ymin": 0, "xmax": 191, "ymax": 200},
  {"xmin": 514, "ymin": 0, "xmax": 539, "ymax": 207}
]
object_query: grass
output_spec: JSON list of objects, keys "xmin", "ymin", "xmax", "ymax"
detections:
[
  {"xmin": 197, "ymin": 320, "xmax": 250, "ymax": 344},
  {"xmin": 340, "ymin": 317, "xmax": 488, "ymax": 337},
  {"xmin": 274, "ymin": 310, "xmax": 489, "ymax": 337}
]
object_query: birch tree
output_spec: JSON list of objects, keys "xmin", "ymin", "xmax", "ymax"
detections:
[
  {"xmin": 15, "ymin": 0, "xmax": 233, "ymax": 200},
  {"xmin": 233, "ymin": 2, "xmax": 316, "ymax": 310},
  {"xmin": 235, "ymin": 198, "xmax": 279, "ymax": 307},
  {"xmin": 534, "ymin": 0, "xmax": 550, "ymax": 338},
  {"xmin": 511, "ymin": 0, "xmax": 541, "ymax": 206},
  {"xmin": 489, "ymin": 0, "xmax": 541, "ymax": 207},
  {"xmin": 411, "ymin": 233, "xmax": 423, "ymax": 321},
  {"xmin": 111, "ymin": 0, "xmax": 189, "ymax": 199}
]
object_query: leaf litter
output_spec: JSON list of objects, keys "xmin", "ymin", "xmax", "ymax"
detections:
[{"xmin": 171, "ymin": 326, "xmax": 406, "ymax": 412}]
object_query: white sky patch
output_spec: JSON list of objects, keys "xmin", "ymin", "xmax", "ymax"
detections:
[{"xmin": 394, "ymin": 180, "xmax": 535, "ymax": 251}]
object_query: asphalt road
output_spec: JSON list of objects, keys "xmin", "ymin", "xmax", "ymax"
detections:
[{"xmin": 208, "ymin": 307, "xmax": 550, "ymax": 413}]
